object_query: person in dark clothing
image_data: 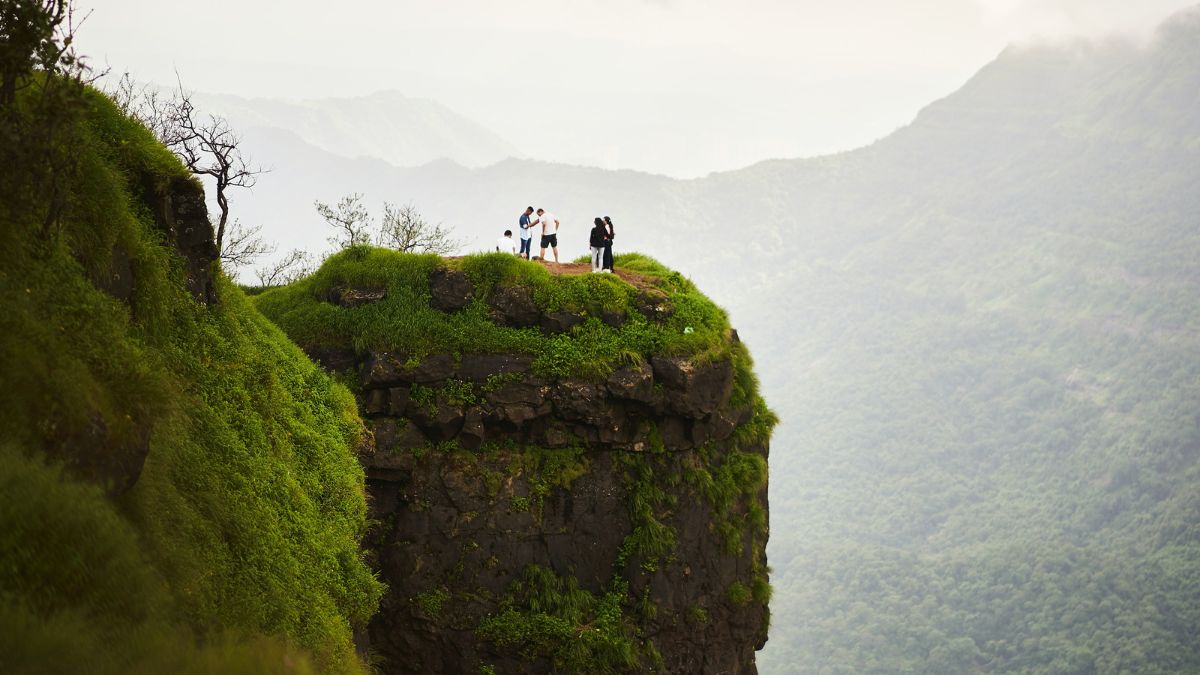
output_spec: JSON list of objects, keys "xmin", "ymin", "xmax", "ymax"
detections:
[
  {"xmin": 602, "ymin": 216, "xmax": 615, "ymax": 272},
  {"xmin": 589, "ymin": 217, "xmax": 608, "ymax": 273}
]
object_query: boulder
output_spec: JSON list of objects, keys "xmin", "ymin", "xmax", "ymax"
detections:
[
  {"xmin": 458, "ymin": 407, "xmax": 487, "ymax": 450},
  {"xmin": 488, "ymin": 285, "xmax": 540, "ymax": 327},
  {"xmin": 606, "ymin": 361, "xmax": 657, "ymax": 404},
  {"xmin": 405, "ymin": 354, "xmax": 456, "ymax": 384},
  {"xmin": 306, "ymin": 345, "xmax": 359, "ymax": 373},
  {"xmin": 600, "ymin": 309, "xmax": 627, "ymax": 328},
  {"xmin": 540, "ymin": 311, "xmax": 585, "ymax": 334},
  {"xmin": 361, "ymin": 352, "xmax": 455, "ymax": 389},
  {"xmin": 429, "ymin": 267, "xmax": 473, "ymax": 311},
  {"xmin": 651, "ymin": 357, "xmax": 734, "ymax": 418},
  {"xmin": 324, "ymin": 286, "xmax": 388, "ymax": 308},
  {"xmin": 410, "ymin": 398, "xmax": 466, "ymax": 441},
  {"xmin": 370, "ymin": 418, "xmax": 430, "ymax": 463},
  {"xmin": 635, "ymin": 288, "xmax": 674, "ymax": 323},
  {"xmin": 458, "ymin": 354, "xmax": 535, "ymax": 383},
  {"xmin": 484, "ymin": 378, "xmax": 549, "ymax": 407},
  {"xmin": 361, "ymin": 352, "xmax": 406, "ymax": 389}
]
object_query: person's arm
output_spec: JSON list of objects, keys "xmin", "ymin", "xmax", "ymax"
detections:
[{"xmin": 554, "ymin": 218, "xmax": 561, "ymax": 232}]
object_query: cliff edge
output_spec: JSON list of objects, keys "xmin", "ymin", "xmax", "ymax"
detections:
[{"xmin": 256, "ymin": 250, "xmax": 776, "ymax": 673}]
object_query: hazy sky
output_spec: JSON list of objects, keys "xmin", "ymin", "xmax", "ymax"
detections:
[{"xmin": 84, "ymin": 0, "xmax": 1194, "ymax": 177}]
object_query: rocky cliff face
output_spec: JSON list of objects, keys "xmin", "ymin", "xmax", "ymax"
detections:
[{"xmin": 304, "ymin": 269, "xmax": 773, "ymax": 674}]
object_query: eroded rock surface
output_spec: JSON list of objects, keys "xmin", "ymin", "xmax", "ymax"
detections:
[{"xmin": 317, "ymin": 345, "xmax": 771, "ymax": 674}]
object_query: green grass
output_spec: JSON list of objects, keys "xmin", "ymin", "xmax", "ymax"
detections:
[
  {"xmin": 475, "ymin": 566, "xmax": 642, "ymax": 673},
  {"xmin": 253, "ymin": 247, "xmax": 734, "ymax": 381},
  {"xmin": 0, "ymin": 82, "xmax": 381, "ymax": 670}
]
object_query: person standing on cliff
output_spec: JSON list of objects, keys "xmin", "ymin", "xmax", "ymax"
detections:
[
  {"xmin": 589, "ymin": 218, "xmax": 608, "ymax": 272},
  {"xmin": 518, "ymin": 206, "xmax": 534, "ymax": 259},
  {"xmin": 602, "ymin": 216, "xmax": 615, "ymax": 273},
  {"xmin": 534, "ymin": 207, "xmax": 560, "ymax": 264}
]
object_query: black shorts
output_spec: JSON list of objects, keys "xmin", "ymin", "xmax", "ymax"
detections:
[{"xmin": 540, "ymin": 233, "xmax": 558, "ymax": 249}]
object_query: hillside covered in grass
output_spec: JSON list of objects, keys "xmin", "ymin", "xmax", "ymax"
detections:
[
  {"xmin": 0, "ymin": 72, "xmax": 380, "ymax": 672},
  {"xmin": 253, "ymin": 249, "xmax": 745, "ymax": 382}
]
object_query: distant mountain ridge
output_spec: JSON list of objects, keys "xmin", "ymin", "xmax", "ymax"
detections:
[{"xmin": 196, "ymin": 90, "xmax": 522, "ymax": 169}]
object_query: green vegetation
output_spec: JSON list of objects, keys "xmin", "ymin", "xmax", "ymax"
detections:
[
  {"xmin": 475, "ymin": 566, "xmax": 644, "ymax": 673},
  {"xmin": 253, "ymin": 247, "xmax": 733, "ymax": 381},
  {"xmin": 750, "ymin": 21, "xmax": 1200, "ymax": 673},
  {"xmin": 0, "ymin": 70, "xmax": 380, "ymax": 671}
]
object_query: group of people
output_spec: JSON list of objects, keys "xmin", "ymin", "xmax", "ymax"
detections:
[{"xmin": 495, "ymin": 206, "xmax": 616, "ymax": 273}]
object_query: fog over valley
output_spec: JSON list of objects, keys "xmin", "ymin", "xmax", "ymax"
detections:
[{"xmin": 2, "ymin": 0, "xmax": 1198, "ymax": 672}]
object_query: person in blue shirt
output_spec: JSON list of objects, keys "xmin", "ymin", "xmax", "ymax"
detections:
[{"xmin": 518, "ymin": 206, "xmax": 535, "ymax": 259}]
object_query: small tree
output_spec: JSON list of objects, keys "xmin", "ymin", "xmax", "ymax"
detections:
[
  {"xmin": 219, "ymin": 219, "xmax": 273, "ymax": 272},
  {"xmin": 109, "ymin": 73, "xmax": 265, "ymax": 264},
  {"xmin": 0, "ymin": 0, "xmax": 79, "ymax": 106},
  {"xmin": 164, "ymin": 80, "xmax": 262, "ymax": 257},
  {"xmin": 255, "ymin": 248, "xmax": 314, "ymax": 288},
  {"xmin": 316, "ymin": 193, "xmax": 372, "ymax": 249},
  {"xmin": 0, "ymin": 0, "xmax": 98, "ymax": 237},
  {"xmin": 377, "ymin": 201, "xmax": 462, "ymax": 255}
]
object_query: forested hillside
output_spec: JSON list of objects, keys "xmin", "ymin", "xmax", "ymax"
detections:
[{"xmin": 745, "ymin": 10, "xmax": 1200, "ymax": 673}]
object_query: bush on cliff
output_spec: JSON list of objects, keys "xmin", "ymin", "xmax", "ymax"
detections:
[{"xmin": 0, "ymin": 79, "xmax": 381, "ymax": 670}]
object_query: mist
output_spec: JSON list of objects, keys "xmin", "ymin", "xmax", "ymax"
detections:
[
  {"xmin": 85, "ymin": 0, "xmax": 1194, "ymax": 177},
  {"xmin": 3, "ymin": 0, "xmax": 1198, "ymax": 673}
]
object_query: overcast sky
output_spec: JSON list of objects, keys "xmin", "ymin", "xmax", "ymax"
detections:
[{"xmin": 83, "ymin": 0, "xmax": 1194, "ymax": 177}]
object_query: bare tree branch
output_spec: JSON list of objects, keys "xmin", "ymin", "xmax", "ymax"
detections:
[
  {"xmin": 254, "ymin": 248, "xmax": 315, "ymax": 288},
  {"xmin": 219, "ymin": 219, "xmax": 274, "ymax": 271},
  {"xmin": 316, "ymin": 193, "xmax": 372, "ymax": 249},
  {"xmin": 106, "ymin": 73, "xmax": 265, "ymax": 258},
  {"xmin": 377, "ymin": 201, "xmax": 462, "ymax": 255}
]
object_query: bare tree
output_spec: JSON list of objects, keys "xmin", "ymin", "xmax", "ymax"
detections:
[
  {"xmin": 316, "ymin": 193, "xmax": 372, "ymax": 249},
  {"xmin": 377, "ymin": 201, "xmax": 462, "ymax": 255},
  {"xmin": 219, "ymin": 219, "xmax": 274, "ymax": 271},
  {"xmin": 254, "ymin": 249, "xmax": 315, "ymax": 288},
  {"xmin": 107, "ymin": 73, "xmax": 265, "ymax": 262},
  {"xmin": 165, "ymin": 78, "xmax": 262, "ymax": 256}
]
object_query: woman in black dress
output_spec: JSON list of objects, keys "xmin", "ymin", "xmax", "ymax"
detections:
[{"xmin": 602, "ymin": 216, "xmax": 615, "ymax": 272}]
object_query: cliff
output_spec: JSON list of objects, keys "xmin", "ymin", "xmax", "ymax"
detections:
[
  {"xmin": 255, "ymin": 251, "xmax": 776, "ymax": 673},
  {"xmin": 0, "ymin": 86, "xmax": 380, "ymax": 671}
]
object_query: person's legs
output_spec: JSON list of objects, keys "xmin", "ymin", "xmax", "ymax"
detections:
[
  {"xmin": 519, "ymin": 238, "xmax": 531, "ymax": 258},
  {"xmin": 591, "ymin": 246, "xmax": 602, "ymax": 271},
  {"xmin": 603, "ymin": 243, "xmax": 613, "ymax": 270},
  {"xmin": 551, "ymin": 245, "xmax": 559, "ymax": 263}
]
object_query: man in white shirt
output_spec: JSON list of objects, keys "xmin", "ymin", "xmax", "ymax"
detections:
[
  {"xmin": 496, "ymin": 230, "xmax": 517, "ymax": 255},
  {"xmin": 534, "ymin": 208, "xmax": 561, "ymax": 263}
]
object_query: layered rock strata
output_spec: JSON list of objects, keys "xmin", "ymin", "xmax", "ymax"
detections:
[{"xmin": 309, "ymin": 320, "xmax": 771, "ymax": 672}]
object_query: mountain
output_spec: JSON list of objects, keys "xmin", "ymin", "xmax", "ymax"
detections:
[
  {"xmin": 196, "ymin": 90, "xmax": 522, "ymax": 169},
  {"xmin": 228, "ymin": 6, "xmax": 1200, "ymax": 672}
]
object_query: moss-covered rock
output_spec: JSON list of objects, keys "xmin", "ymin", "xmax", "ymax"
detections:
[{"xmin": 256, "ymin": 250, "xmax": 777, "ymax": 673}]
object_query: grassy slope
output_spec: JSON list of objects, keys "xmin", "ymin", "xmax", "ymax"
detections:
[
  {"xmin": 254, "ymin": 248, "xmax": 741, "ymax": 382},
  {"xmin": 0, "ymin": 86, "xmax": 380, "ymax": 671}
]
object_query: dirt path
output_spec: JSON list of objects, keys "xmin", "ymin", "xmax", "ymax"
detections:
[{"xmin": 532, "ymin": 260, "xmax": 655, "ymax": 290}]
